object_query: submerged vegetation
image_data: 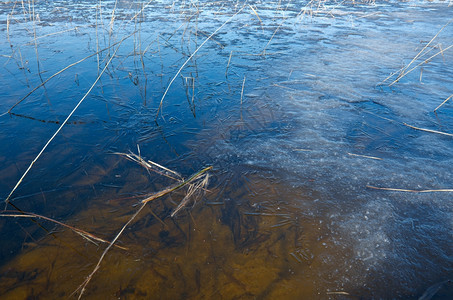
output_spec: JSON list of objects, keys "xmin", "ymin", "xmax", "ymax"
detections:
[{"xmin": 1, "ymin": 0, "xmax": 453, "ymax": 299}]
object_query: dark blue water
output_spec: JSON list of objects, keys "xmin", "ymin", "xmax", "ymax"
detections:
[{"xmin": 0, "ymin": 0, "xmax": 452, "ymax": 299}]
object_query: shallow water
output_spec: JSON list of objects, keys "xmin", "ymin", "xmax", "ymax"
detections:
[{"xmin": 1, "ymin": 0, "xmax": 452, "ymax": 299}]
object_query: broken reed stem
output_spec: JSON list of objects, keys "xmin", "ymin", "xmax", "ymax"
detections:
[
  {"xmin": 0, "ymin": 211, "xmax": 127, "ymax": 250},
  {"xmin": 3, "ymin": 36, "xmax": 129, "ymax": 208},
  {"xmin": 249, "ymin": 4, "xmax": 263, "ymax": 32},
  {"xmin": 367, "ymin": 185, "xmax": 453, "ymax": 193},
  {"xmin": 141, "ymin": 166, "xmax": 213, "ymax": 204},
  {"xmin": 147, "ymin": 160, "xmax": 182, "ymax": 180},
  {"xmin": 434, "ymin": 93, "xmax": 453, "ymax": 112},
  {"xmin": 191, "ymin": 76, "xmax": 195, "ymax": 109},
  {"xmin": 240, "ymin": 75, "xmax": 246, "ymax": 106},
  {"xmin": 116, "ymin": 152, "xmax": 182, "ymax": 181},
  {"xmin": 1, "ymin": 32, "xmax": 135, "ymax": 116},
  {"xmin": 171, "ymin": 173, "xmax": 209, "ymax": 217},
  {"xmin": 403, "ymin": 122, "xmax": 453, "ymax": 137},
  {"xmin": 326, "ymin": 291, "xmax": 350, "ymax": 296},
  {"xmin": 118, "ymin": 150, "xmax": 209, "ymax": 217},
  {"xmin": 33, "ymin": 26, "xmax": 80, "ymax": 41},
  {"xmin": 364, "ymin": 111, "xmax": 453, "ymax": 138},
  {"xmin": 75, "ymin": 165, "xmax": 212, "ymax": 299},
  {"xmin": 262, "ymin": 15, "xmax": 287, "ymax": 55},
  {"xmin": 156, "ymin": 6, "xmax": 244, "ymax": 119},
  {"xmin": 347, "ymin": 152, "xmax": 382, "ymax": 160}
]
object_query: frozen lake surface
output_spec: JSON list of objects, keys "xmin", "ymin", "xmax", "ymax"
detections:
[{"xmin": 0, "ymin": 0, "xmax": 452, "ymax": 298}]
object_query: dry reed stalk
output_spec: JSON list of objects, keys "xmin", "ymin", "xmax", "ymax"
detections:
[
  {"xmin": 33, "ymin": 27, "xmax": 80, "ymax": 41},
  {"xmin": 272, "ymin": 83, "xmax": 304, "ymax": 92},
  {"xmin": 326, "ymin": 0, "xmax": 347, "ymax": 17},
  {"xmin": 147, "ymin": 160, "xmax": 182, "ymax": 179},
  {"xmin": 298, "ymin": 0, "xmax": 323, "ymax": 20},
  {"xmin": 163, "ymin": 11, "xmax": 199, "ymax": 44},
  {"xmin": 102, "ymin": 0, "xmax": 154, "ymax": 56},
  {"xmin": 248, "ymin": 4, "xmax": 263, "ymax": 32},
  {"xmin": 109, "ymin": 0, "xmax": 118, "ymax": 35},
  {"xmin": 96, "ymin": 4, "xmax": 101, "ymax": 76},
  {"xmin": 15, "ymin": 46, "xmax": 28, "ymax": 73},
  {"xmin": 196, "ymin": 30, "xmax": 225, "ymax": 48},
  {"xmin": 434, "ymin": 93, "xmax": 453, "ymax": 112},
  {"xmin": 20, "ymin": 0, "xmax": 27, "ymax": 19},
  {"xmin": 347, "ymin": 152, "xmax": 382, "ymax": 160},
  {"xmin": 403, "ymin": 122, "xmax": 453, "ymax": 137},
  {"xmin": 115, "ymin": 152, "xmax": 182, "ymax": 181},
  {"xmin": 0, "ymin": 211, "xmax": 127, "ymax": 250},
  {"xmin": 364, "ymin": 111, "xmax": 453, "ymax": 137},
  {"xmin": 1, "ymin": 32, "xmax": 135, "ymax": 117},
  {"xmin": 133, "ymin": 17, "xmax": 138, "ymax": 57},
  {"xmin": 261, "ymin": 17, "xmax": 286, "ymax": 55},
  {"xmin": 3, "ymin": 36, "xmax": 129, "ymax": 208},
  {"xmin": 128, "ymin": 0, "xmax": 154, "ymax": 24},
  {"xmin": 26, "ymin": 0, "xmax": 31, "ymax": 21},
  {"xmin": 141, "ymin": 166, "xmax": 212, "ymax": 204},
  {"xmin": 326, "ymin": 291, "xmax": 350, "ymax": 295},
  {"xmin": 6, "ymin": 200, "xmax": 84, "ymax": 253},
  {"xmin": 98, "ymin": 0, "xmax": 103, "ymax": 26},
  {"xmin": 138, "ymin": 9, "xmax": 149, "ymax": 106},
  {"xmin": 7, "ymin": 15, "xmax": 12, "ymax": 47},
  {"xmin": 171, "ymin": 173, "xmax": 209, "ymax": 217},
  {"xmin": 240, "ymin": 75, "xmax": 246, "ymax": 121},
  {"xmin": 191, "ymin": 76, "xmax": 195, "ymax": 110},
  {"xmin": 156, "ymin": 6, "xmax": 244, "ymax": 119},
  {"xmin": 182, "ymin": 75, "xmax": 196, "ymax": 116},
  {"xmin": 367, "ymin": 185, "xmax": 453, "ymax": 193},
  {"xmin": 289, "ymin": 252, "xmax": 303, "ymax": 263},
  {"xmin": 142, "ymin": 38, "xmax": 156, "ymax": 56},
  {"xmin": 103, "ymin": 0, "xmax": 118, "ymax": 59},
  {"xmin": 240, "ymin": 75, "xmax": 246, "ymax": 106},
  {"xmin": 116, "ymin": 150, "xmax": 210, "ymax": 213},
  {"xmin": 225, "ymin": 50, "xmax": 233, "ymax": 77},
  {"xmin": 439, "ymin": 43, "xmax": 446, "ymax": 61}
]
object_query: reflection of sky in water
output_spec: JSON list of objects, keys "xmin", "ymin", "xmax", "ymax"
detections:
[{"xmin": 0, "ymin": 0, "xmax": 452, "ymax": 298}]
